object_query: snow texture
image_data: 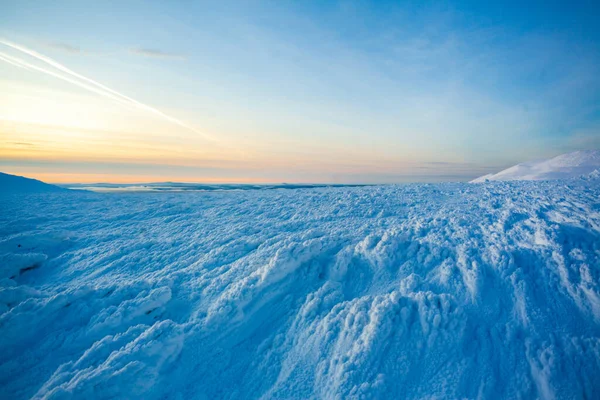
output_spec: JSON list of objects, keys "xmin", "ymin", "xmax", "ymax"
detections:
[
  {"xmin": 471, "ymin": 150, "xmax": 600, "ymax": 182},
  {"xmin": 1, "ymin": 180, "xmax": 600, "ymax": 399}
]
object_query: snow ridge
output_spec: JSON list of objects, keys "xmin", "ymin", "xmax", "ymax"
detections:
[
  {"xmin": 1, "ymin": 181, "xmax": 599, "ymax": 399},
  {"xmin": 0, "ymin": 172, "xmax": 66, "ymax": 193},
  {"xmin": 471, "ymin": 150, "xmax": 600, "ymax": 182}
]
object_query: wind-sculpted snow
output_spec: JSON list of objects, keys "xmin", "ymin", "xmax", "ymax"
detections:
[{"xmin": 1, "ymin": 181, "xmax": 599, "ymax": 399}]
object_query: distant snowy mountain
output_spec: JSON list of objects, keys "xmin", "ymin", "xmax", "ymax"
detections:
[
  {"xmin": 471, "ymin": 150, "xmax": 600, "ymax": 182},
  {"xmin": 0, "ymin": 172, "xmax": 66, "ymax": 193}
]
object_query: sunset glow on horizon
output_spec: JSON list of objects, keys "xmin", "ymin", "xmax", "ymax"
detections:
[{"xmin": 2, "ymin": 1, "xmax": 599, "ymax": 183}]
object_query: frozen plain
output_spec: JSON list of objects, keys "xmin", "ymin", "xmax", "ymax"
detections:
[{"xmin": 1, "ymin": 179, "xmax": 600, "ymax": 399}]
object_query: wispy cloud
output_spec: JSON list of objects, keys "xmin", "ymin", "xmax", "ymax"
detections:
[
  {"xmin": 46, "ymin": 42, "xmax": 81, "ymax": 54},
  {"xmin": 7, "ymin": 142, "xmax": 35, "ymax": 146},
  {"xmin": 129, "ymin": 48, "xmax": 186, "ymax": 60},
  {"xmin": 0, "ymin": 39, "xmax": 213, "ymax": 141}
]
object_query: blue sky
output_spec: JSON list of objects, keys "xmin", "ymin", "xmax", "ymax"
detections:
[{"xmin": 1, "ymin": 0, "xmax": 599, "ymax": 183}]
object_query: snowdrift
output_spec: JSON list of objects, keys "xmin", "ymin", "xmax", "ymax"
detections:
[
  {"xmin": 471, "ymin": 150, "xmax": 600, "ymax": 182},
  {"xmin": 1, "ymin": 181, "xmax": 599, "ymax": 399}
]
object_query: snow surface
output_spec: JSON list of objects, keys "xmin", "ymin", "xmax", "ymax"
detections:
[
  {"xmin": 1, "ymin": 181, "xmax": 600, "ymax": 399},
  {"xmin": 471, "ymin": 150, "xmax": 600, "ymax": 182}
]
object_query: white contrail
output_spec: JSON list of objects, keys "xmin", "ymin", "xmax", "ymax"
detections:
[
  {"xmin": 0, "ymin": 38, "xmax": 213, "ymax": 141},
  {"xmin": 0, "ymin": 52, "xmax": 34, "ymax": 71},
  {"xmin": 0, "ymin": 51, "xmax": 135, "ymax": 108}
]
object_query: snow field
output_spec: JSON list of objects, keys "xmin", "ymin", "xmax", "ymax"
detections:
[{"xmin": 1, "ymin": 180, "xmax": 599, "ymax": 399}]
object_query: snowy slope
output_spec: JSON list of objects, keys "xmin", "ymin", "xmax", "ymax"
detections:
[
  {"xmin": 0, "ymin": 172, "xmax": 66, "ymax": 193},
  {"xmin": 1, "ymin": 182, "xmax": 600, "ymax": 399},
  {"xmin": 471, "ymin": 150, "xmax": 600, "ymax": 182}
]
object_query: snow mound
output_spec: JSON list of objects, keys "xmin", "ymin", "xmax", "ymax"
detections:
[
  {"xmin": 471, "ymin": 150, "xmax": 600, "ymax": 182},
  {"xmin": 0, "ymin": 172, "xmax": 66, "ymax": 194},
  {"xmin": 583, "ymin": 169, "xmax": 600, "ymax": 180},
  {"xmin": 1, "ymin": 181, "xmax": 600, "ymax": 399}
]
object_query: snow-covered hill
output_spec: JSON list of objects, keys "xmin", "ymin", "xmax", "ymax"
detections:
[
  {"xmin": 1, "ymin": 181, "xmax": 599, "ymax": 399},
  {"xmin": 471, "ymin": 150, "xmax": 600, "ymax": 182},
  {"xmin": 0, "ymin": 172, "xmax": 66, "ymax": 193}
]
